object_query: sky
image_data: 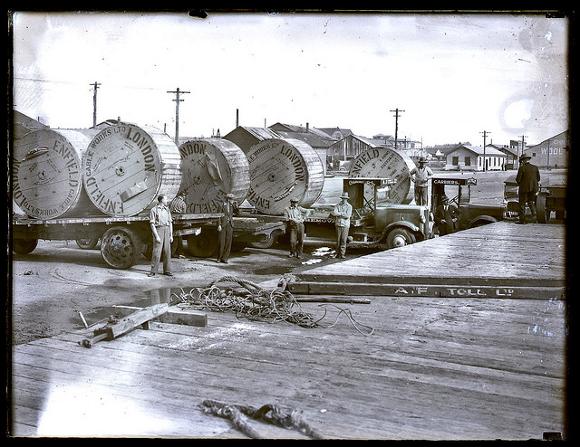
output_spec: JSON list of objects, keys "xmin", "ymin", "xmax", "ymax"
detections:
[{"xmin": 11, "ymin": 11, "xmax": 569, "ymax": 147}]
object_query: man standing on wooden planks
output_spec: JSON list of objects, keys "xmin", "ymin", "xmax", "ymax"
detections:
[
  {"xmin": 284, "ymin": 198, "xmax": 311, "ymax": 259},
  {"xmin": 148, "ymin": 194, "xmax": 174, "ymax": 277},
  {"xmin": 516, "ymin": 153, "xmax": 540, "ymax": 224},
  {"xmin": 331, "ymin": 192, "xmax": 353, "ymax": 259},
  {"xmin": 170, "ymin": 191, "xmax": 187, "ymax": 258},
  {"xmin": 409, "ymin": 156, "xmax": 433, "ymax": 206},
  {"xmin": 217, "ymin": 193, "xmax": 237, "ymax": 264}
]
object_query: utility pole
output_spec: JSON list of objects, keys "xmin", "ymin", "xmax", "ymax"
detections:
[
  {"xmin": 480, "ymin": 130, "xmax": 491, "ymax": 172},
  {"xmin": 546, "ymin": 138, "xmax": 550, "ymax": 170},
  {"xmin": 518, "ymin": 134, "xmax": 526, "ymax": 169},
  {"xmin": 389, "ymin": 108, "xmax": 405, "ymax": 149},
  {"xmin": 90, "ymin": 81, "xmax": 101, "ymax": 127},
  {"xmin": 167, "ymin": 87, "xmax": 190, "ymax": 145}
]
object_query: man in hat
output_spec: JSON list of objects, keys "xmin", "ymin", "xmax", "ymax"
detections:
[
  {"xmin": 516, "ymin": 153, "xmax": 540, "ymax": 224},
  {"xmin": 331, "ymin": 192, "xmax": 353, "ymax": 259},
  {"xmin": 283, "ymin": 198, "xmax": 311, "ymax": 259},
  {"xmin": 170, "ymin": 190, "xmax": 187, "ymax": 258},
  {"xmin": 148, "ymin": 194, "xmax": 174, "ymax": 277},
  {"xmin": 434, "ymin": 195, "xmax": 458, "ymax": 236},
  {"xmin": 410, "ymin": 156, "xmax": 433, "ymax": 206},
  {"xmin": 217, "ymin": 193, "xmax": 238, "ymax": 263}
]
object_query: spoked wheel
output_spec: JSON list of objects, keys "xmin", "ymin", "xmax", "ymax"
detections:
[
  {"xmin": 76, "ymin": 238, "xmax": 100, "ymax": 249},
  {"xmin": 13, "ymin": 238, "xmax": 38, "ymax": 254},
  {"xmin": 100, "ymin": 226, "xmax": 141, "ymax": 269},
  {"xmin": 186, "ymin": 231, "xmax": 218, "ymax": 258},
  {"xmin": 385, "ymin": 228, "xmax": 416, "ymax": 249}
]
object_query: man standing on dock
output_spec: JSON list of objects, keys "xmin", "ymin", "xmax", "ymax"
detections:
[
  {"xmin": 516, "ymin": 153, "xmax": 540, "ymax": 224},
  {"xmin": 410, "ymin": 156, "xmax": 433, "ymax": 206},
  {"xmin": 148, "ymin": 194, "xmax": 174, "ymax": 277},
  {"xmin": 284, "ymin": 198, "xmax": 311, "ymax": 259},
  {"xmin": 217, "ymin": 193, "xmax": 237, "ymax": 263},
  {"xmin": 331, "ymin": 192, "xmax": 353, "ymax": 259},
  {"xmin": 170, "ymin": 190, "xmax": 187, "ymax": 258}
]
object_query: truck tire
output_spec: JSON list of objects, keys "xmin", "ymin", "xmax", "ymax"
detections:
[
  {"xmin": 13, "ymin": 238, "xmax": 38, "ymax": 254},
  {"xmin": 100, "ymin": 226, "xmax": 141, "ymax": 269},
  {"xmin": 536, "ymin": 193, "xmax": 549, "ymax": 223},
  {"xmin": 385, "ymin": 228, "xmax": 416, "ymax": 249},
  {"xmin": 186, "ymin": 231, "xmax": 218, "ymax": 258},
  {"xmin": 76, "ymin": 238, "xmax": 100, "ymax": 250},
  {"xmin": 250, "ymin": 233, "xmax": 277, "ymax": 249}
]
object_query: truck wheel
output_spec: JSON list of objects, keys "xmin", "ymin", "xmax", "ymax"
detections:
[
  {"xmin": 100, "ymin": 226, "xmax": 141, "ymax": 269},
  {"xmin": 76, "ymin": 238, "xmax": 99, "ymax": 250},
  {"xmin": 385, "ymin": 228, "xmax": 416, "ymax": 249},
  {"xmin": 13, "ymin": 238, "xmax": 38, "ymax": 254},
  {"xmin": 250, "ymin": 233, "xmax": 277, "ymax": 249},
  {"xmin": 536, "ymin": 193, "xmax": 549, "ymax": 223},
  {"xmin": 186, "ymin": 231, "xmax": 218, "ymax": 258}
]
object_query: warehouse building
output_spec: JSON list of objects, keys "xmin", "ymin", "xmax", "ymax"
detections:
[
  {"xmin": 445, "ymin": 144, "xmax": 507, "ymax": 171},
  {"xmin": 523, "ymin": 130, "xmax": 568, "ymax": 170}
]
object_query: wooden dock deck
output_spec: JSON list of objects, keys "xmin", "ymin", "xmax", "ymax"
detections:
[
  {"xmin": 11, "ymin": 293, "xmax": 565, "ymax": 439},
  {"xmin": 289, "ymin": 222, "xmax": 566, "ymax": 299}
]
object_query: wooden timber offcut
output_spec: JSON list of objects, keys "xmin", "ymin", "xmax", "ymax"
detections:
[
  {"xmin": 12, "ymin": 128, "xmax": 101, "ymax": 219},
  {"xmin": 348, "ymin": 147, "xmax": 416, "ymax": 204},
  {"xmin": 82, "ymin": 122, "xmax": 181, "ymax": 216},
  {"xmin": 178, "ymin": 138, "xmax": 250, "ymax": 213},
  {"xmin": 246, "ymin": 138, "xmax": 324, "ymax": 215},
  {"xmin": 288, "ymin": 222, "xmax": 566, "ymax": 299}
]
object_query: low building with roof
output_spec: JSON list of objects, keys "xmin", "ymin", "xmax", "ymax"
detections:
[
  {"xmin": 222, "ymin": 126, "xmax": 280, "ymax": 153},
  {"xmin": 445, "ymin": 144, "xmax": 507, "ymax": 171},
  {"xmin": 487, "ymin": 143, "xmax": 519, "ymax": 170}
]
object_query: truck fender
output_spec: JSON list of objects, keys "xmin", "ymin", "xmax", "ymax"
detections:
[
  {"xmin": 468, "ymin": 215, "xmax": 497, "ymax": 228},
  {"xmin": 381, "ymin": 221, "xmax": 419, "ymax": 240}
]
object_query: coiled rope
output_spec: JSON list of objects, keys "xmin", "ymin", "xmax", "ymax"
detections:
[
  {"xmin": 170, "ymin": 275, "xmax": 374, "ymax": 335},
  {"xmin": 201, "ymin": 399, "xmax": 324, "ymax": 439}
]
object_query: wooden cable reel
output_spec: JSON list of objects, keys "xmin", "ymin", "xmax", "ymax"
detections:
[
  {"xmin": 246, "ymin": 138, "xmax": 324, "ymax": 215},
  {"xmin": 348, "ymin": 147, "xmax": 416, "ymax": 204},
  {"xmin": 12, "ymin": 128, "xmax": 100, "ymax": 219},
  {"xmin": 82, "ymin": 122, "xmax": 181, "ymax": 216},
  {"xmin": 178, "ymin": 138, "xmax": 249, "ymax": 213}
]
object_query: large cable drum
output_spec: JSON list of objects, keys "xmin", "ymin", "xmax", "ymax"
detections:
[
  {"xmin": 12, "ymin": 128, "xmax": 100, "ymax": 219},
  {"xmin": 178, "ymin": 138, "xmax": 249, "ymax": 213},
  {"xmin": 348, "ymin": 147, "xmax": 416, "ymax": 204},
  {"xmin": 82, "ymin": 122, "xmax": 181, "ymax": 216},
  {"xmin": 246, "ymin": 138, "xmax": 324, "ymax": 215}
]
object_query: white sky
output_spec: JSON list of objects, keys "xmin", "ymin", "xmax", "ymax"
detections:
[{"xmin": 12, "ymin": 11, "xmax": 569, "ymax": 146}]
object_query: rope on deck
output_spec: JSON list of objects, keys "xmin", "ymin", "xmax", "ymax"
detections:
[
  {"xmin": 170, "ymin": 275, "xmax": 374, "ymax": 335},
  {"xmin": 201, "ymin": 399, "xmax": 324, "ymax": 439}
]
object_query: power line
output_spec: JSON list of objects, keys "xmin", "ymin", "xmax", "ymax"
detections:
[
  {"xmin": 389, "ymin": 108, "xmax": 405, "ymax": 150},
  {"xmin": 480, "ymin": 130, "xmax": 491, "ymax": 172},
  {"xmin": 90, "ymin": 81, "xmax": 101, "ymax": 127},
  {"xmin": 167, "ymin": 87, "xmax": 190, "ymax": 145}
]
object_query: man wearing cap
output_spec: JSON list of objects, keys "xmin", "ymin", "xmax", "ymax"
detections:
[
  {"xmin": 331, "ymin": 192, "xmax": 353, "ymax": 259},
  {"xmin": 410, "ymin": 156, "xmax": 433, "ymax": 207},
  {"xmin": 148, "ymin": 194, "xmax": 174, "ymax": 277},
  {"xmin": 217, "ymin": 193, "xmax": 238, "ymax": 263},
  {"xmin": 170, "ymin": 190, "xmax": 187, "ymax": 258},
  {"xmin": 516, "ymin": 153, "xmax": 540, "ymax": 224},
  {"xmin": 283, "ymin": 198, "xmax": 311, "ymax": 259},
  {"xmin": 434, "ymin": 195, "xmax": 458, "ymax": 236}
]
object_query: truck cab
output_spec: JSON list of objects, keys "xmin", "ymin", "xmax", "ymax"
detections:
[
  {"xmin": 431, "ymin": 176, "xmax": 505, "ymax": 231},
  {"xmin": 304, "ymin": 177, "xmax": 432, "ymax": 250}
]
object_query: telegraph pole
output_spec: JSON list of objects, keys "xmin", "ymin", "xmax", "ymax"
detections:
[
  {"xmin": 480, "ymin": 130, "xmax": 491, "ymax": 171},
  {"xmin": 167, "ymin": 87, "xmax": 190, "ymax": 145},
  {"xmin": 546, "ymin": 138, "xmax": 550, "ymax": 170},
  {"xmin": 389, "ymin": 108, "xmax": 405, "ymax": 149},
  {"xmin": 518, "ymin": 134, "xmax": 526, "ymax": 168},
  {"xmin": 90, "ymin": 81, "xmax": 101, "ymax": 127}
]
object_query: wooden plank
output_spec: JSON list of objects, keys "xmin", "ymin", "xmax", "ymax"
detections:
[
  {"xmin": 112, "ymin": 304, "xmax": 208, "ymax": 327},
  {"xmin": 289, "ymin": 281, "xmax": 566, "ymax": 299}
]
